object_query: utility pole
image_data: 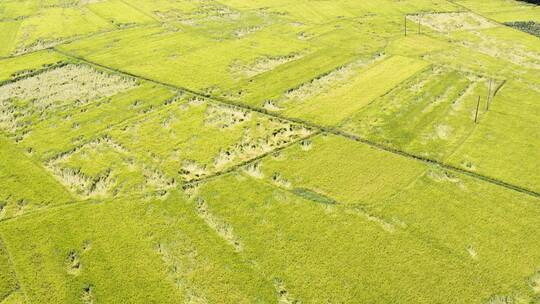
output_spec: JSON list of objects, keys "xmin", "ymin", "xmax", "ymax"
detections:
[
  {"xmin": 487, "ymin": 79, "xmax": 493, "ymax": 111},
  {"xmin": 405, "ymin": 16, "xmax": 407, "ymax": 36}
]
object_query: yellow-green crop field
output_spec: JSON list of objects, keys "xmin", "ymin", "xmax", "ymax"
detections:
[{"xmin": 0, "ymin": 0, "xmax": 539, "ymax": 303}]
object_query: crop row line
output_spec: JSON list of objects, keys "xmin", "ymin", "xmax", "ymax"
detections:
[{"xmin": 51, "ymin": 48, "xmax": 540, "ymax": 199}]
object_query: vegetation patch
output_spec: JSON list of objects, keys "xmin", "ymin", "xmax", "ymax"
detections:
[
  {"xmin": 505, "ymin": 21, "xmax": 540, "ymax": 37},
  {"xmin": 1, "ymin": 1, "xmax": 539, "ymax": 303}
]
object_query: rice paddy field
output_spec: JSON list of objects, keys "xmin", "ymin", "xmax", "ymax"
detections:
[{"xmin": 0, "ymin": 0, "xmax": 539, "ymax": 303}]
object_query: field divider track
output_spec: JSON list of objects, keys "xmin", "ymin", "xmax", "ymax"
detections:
[{"xmin": 52, "ymin": 48, "xmax": 540, "ymax": 200}]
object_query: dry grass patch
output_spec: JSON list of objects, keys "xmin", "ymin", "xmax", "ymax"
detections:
[
  {"xmin": 0, "ymin": 64, "xmax": 136, "ymax": 135},
  {"xmin": 0, "ymin": 64, "xmax": 136, "ymax": 106},
  {"xmin": 460, "ymin": 32, "xmax": 540, "ymax": 69},
  {"xmin": 426, "ymin": 168, "xmax": 464, "ymax": 187},
  {"xmin": 143, "ymin": 165, "xmax": 176, "ymax": 190},
  {"xmin": 234, "ymin": 26, "xmax": 262, "ymax": 38},
  {"xmin": 204, "ymin": 103, "xmax": 251, "ymax": 129},
  {"xmin": 466, "ymin": 245, "xmax": 478, "ymax": 260},
  {"xmin": 271, "ymin": 172, "xmax": 292, "ymax": 189},
  {"xmin": 65, "ymin": 250, "xmax": 82, "ymax": 276}
]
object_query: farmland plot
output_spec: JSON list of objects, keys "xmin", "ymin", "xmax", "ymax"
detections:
[
  {"xmin": 369, "ymin": 167, "xmax": 540, "ymax": 303},
  {"xmin": 341, "ymin": 67, "xmax": 490, "ymax": 159},
  {"xmin": 252, "ymin": 134, "xmax": 426, "ymax": 205},
  {"xmin": 0, "ymin": 21, "xmax": 20, "ymax": 57},
  {"xmin": 86, "ymin": 0, "xmax": 156, "ymax": 27},
  {"xmin": 0, "ymin": 0, "xmax": 38, "ymax": 20},
  {"xmin": 189, "ymin": 173, "xmax": 540, "ymax": 303},
  {"xmin": 11, "ymin": 7, "xmax": 113, "ymax": 55},
  {"xmin": 0, "ymin": 197, "xmax": 185, "ymax": 304},
  {"xmin": 57, "ymin": 23, "xmax": 312, "ymax": 92},
  {"xmin": 0, "ymin": 0, "xmax": 539, "ymax": 303},
  {"xmin": 276, "ymin": 55, "xmax": 430, "ymax": 126},
  {"xmin": 448, "ymin": 81, "xmax": 540, "ymax": 193},
  {"xmin": 0, "ymin": 71, "xmax": 311, "ymax": 200},
  {"xmin": 16, "ymin": 83, "xmax": 177, "ymax": 159},
  {"xmin": 0, "ymin": 193, "xmax": 278, "ymax": 303},
  {"xmin": 36, "ymin": 95, "xmax": 312, "ymax": 199},
  {"xmin": 423, "ymin": 25, "xmax": 540, "ymax": 84},
  {"xmin": 407, "ymin": 12, "xmax": 496, "ymax": 32},
  {"xmin": 105, "ymin": 98, "xmax": 312, "ymax": 184},
  {"xmin": 0, "ymin": 136, "xmax": 72, "ymax": 220}
]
